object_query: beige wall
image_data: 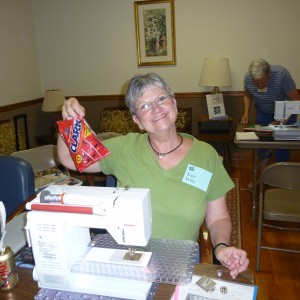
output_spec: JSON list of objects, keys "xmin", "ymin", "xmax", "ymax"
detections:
[
  {"xmin": 1, "ymin": 0, "xmax": 300, "ymax": 107},
  {"xmin": 0, "ymin": 0, "xmax": 41, "ymax": 105},
  {"xmin": 0, "ymin": 0, "xmax": 296, "ymax": 146},
  {"xmin": 31, "ymin": 0, "xmax": 300, "ymax": 96}
]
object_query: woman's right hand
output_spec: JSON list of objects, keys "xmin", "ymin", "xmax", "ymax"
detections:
[{"xmin": 62, "ymin": 97, "xmax": 86, "ymax": 120}]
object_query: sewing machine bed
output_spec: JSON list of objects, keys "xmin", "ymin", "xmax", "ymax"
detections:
[
  {"xmin": 35, "ymin": 283, "xmax": 158, "ymax": 300},
  {"xmin": 34, "ymin": 234, "xmax": 198, "ymax": 300},
  {"xmin": 72, "ymin": 233, "xmax": 198, "ymax": 285}
]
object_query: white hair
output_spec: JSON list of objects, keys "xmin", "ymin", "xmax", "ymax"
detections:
[{"xmin": 249, "ymin": 59, "xmax": 271, "ymax": 79}]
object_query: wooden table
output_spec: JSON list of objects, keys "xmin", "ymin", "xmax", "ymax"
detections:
[
  {"xmin": 234, "ymin": 123, "xmax": 300, "ymax": 220},
  {"xmin": 3, "ymin": 264, "xmax": 253, "ymax": 299}
]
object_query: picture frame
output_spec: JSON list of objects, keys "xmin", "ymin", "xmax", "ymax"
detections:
[
  {"xmin": 134, "ymin": 0, "xmax": 176, "ymax": 66},
  {"xmin": 206, "ymin": 93, "xmax": 228, "ymax": 120}
]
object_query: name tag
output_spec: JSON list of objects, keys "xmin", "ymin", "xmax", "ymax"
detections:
[
  {"xmin": 182, "ymin": 164, "xmax": 212, "ymax": 191},
  {"xmin": 257, "ymin": 87, "xmax": 267, "ymax": 92}
]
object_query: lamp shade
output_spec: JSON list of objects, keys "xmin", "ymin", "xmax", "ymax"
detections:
[
  {"xmin": 199, "ymin": 58, "xmax": 232, "ymax": 88},
  {"xmin": 42, "ymin": 89, "xmax": 65, "ymax": 112}
]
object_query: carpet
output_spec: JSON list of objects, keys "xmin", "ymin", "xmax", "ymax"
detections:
[{"xmin": 227, "ymin": 177, "xmax": 241, "ymax": 249}]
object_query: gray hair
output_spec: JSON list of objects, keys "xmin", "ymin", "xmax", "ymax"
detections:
[
  {"xmin": 125, "ymin": 73, "xmax": 174, "ymax": 114},
  {"xmin": 248, "ymin": 59, "xmax": 271, "ymax": 80}
]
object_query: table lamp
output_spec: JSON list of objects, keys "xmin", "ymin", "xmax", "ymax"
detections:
[
  {"xmin": 42, "ymin": 89, "xmax": 65, "ymax": 112},
  {"xmin": 199, "ymin": 57, "xmax": 232, "ymax": 94},
  {"xmin": 42, "ymin": 89, "xmax": 65, "ymax": 134}
]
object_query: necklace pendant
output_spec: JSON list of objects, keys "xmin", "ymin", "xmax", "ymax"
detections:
[{"xmin": 148, "ymin": 134, "xmax": 183, "ymax": 160}]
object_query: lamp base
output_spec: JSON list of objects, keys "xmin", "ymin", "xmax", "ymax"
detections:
[{"xmin": 211, "ymin": 87, "xmax": 221, "ymax": 94}]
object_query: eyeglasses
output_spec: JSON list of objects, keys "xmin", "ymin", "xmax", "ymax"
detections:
[{"xmin": 135, "ymin": 95, "xmax": 172, "ymax": 112}]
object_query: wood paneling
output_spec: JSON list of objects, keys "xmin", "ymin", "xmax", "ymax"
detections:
[
  {"xmin": 2, "ymin": 89, "xmax": 299, "ymax": 149},
  {"xmin": 0, "ymin": 91, "xmax": 248, "ymax": 145}
]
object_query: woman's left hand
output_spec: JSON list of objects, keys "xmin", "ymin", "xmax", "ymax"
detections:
[{"xmin": 215, "ymin": 246, "xmax": 249, "ymax": 279}]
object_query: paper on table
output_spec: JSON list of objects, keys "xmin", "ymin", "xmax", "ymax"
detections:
[
  {"xmin": 236, "ymin": 132, "xmax": 259, "ymax": 140},
  {"xmin": 171, "ymin": 275, "xmax": 258, "ymax": 300}
]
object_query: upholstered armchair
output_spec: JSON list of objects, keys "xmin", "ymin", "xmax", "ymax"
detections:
[
  {"xmin": 99, "ymin": 106, "xmax": 192, "ymax": 135},
  {"xmin": 0, "ymin": 119, "xmax": 28, "ymax": 156}
]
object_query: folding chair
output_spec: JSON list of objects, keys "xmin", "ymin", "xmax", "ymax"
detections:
[{"xmin": 256, "ymin": 162, "xmax": 300, "ymax": 271}]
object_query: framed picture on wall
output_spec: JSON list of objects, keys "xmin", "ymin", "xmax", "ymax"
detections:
[{"xmin": 134, "ymin": 0, "xmax": 176, "ymax": 66}]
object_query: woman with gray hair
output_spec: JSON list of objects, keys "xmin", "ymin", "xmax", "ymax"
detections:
[
  {"xmin": 58, "ymin": 73, "xmax": 249, "ymax": 279},
  {"xmin": 241, "ymin": 58, "xmax": 299, "ymax": 162}
]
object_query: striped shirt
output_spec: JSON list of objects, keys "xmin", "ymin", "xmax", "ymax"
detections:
[{"xmin": 244, "ymin": 65, "xmax": 296, "ymax": 113}]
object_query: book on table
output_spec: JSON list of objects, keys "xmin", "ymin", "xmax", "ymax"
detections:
[{"xmin": 235, "ymin": 132, "xmax": 259, "ymax": 140}]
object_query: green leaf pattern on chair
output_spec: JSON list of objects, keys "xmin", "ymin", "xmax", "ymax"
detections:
[
  {"xmin": 99, "ymin": 108, "xmax": 191, "ymax": 135},
  {"xmin": 0, "ymin": 120, "xmax": 27, "ymax": 155},
  {"xmin": 99, "ymin": 110, "xmax": 142, "ymax": 134}
]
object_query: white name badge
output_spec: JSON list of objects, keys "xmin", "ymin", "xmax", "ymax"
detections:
[{"xmin": 257, "ymin": 87, "xmax": 267, "ymax": 92}]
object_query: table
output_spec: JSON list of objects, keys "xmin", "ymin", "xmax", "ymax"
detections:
[
  {"xmin": 197, "ymin": 115, "xmax": 234, "ymax": 174},
  {"xmin": 4, "ymin": 264, "xmax": 253, "ymax": 300},
  {"xmin": 34, "ymin": 134, "xmax": 103, "ymax": 186},
  {"xmin": 234, "ymin": 123, "xmax": 300, "ymax": 220}
]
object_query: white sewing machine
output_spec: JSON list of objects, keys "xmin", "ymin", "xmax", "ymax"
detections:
[
  {"xmin": 273, "ymin": 100, "xmax": 300, "ymax": 140},
  {"xmin": 274, "ymin": 100, "xmax": 300, "ymax": 122},
  {"xmin": 25, "ymin": 185, "xmax": 154, "ymax": 299}
]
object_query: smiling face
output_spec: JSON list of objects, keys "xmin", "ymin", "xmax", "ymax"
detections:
[{"xmin": 132, "ymin": 86, "xmax": 178, "ymax": 134}]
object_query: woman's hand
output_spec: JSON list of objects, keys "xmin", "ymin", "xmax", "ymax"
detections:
[
  {"xmin": 215, "ymin": 246, "xmax": 249, "ymax": 279},
  {"xmin": 240, "ymin": 114, "xmax": 249, "ymax": 124},
  {"xmin": 57, "ymin": 98, "xmax": 86, "ymax": 171},
  {"xmin": 62, "ymin": 97, "xmax": 86, "ymax": 120}
]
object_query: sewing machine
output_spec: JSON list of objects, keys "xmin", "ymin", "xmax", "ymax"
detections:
[
  {"xmin": 274, "ymin": 100, "xmax": 300, "ymax": 121},
  {"xmin": 25, "ymin": 185, "xmax": 154, "ymax": 299},
  {"xmin": 273, "ymin": 100, "xmax": 300, "ymax": 140}
]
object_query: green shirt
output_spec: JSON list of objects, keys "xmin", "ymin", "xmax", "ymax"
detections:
[{"xmin": 100, "ymin": 133, "xmax": 234, "ymax": 241}]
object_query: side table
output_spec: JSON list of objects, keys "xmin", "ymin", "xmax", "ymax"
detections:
[{"xmin": 198, "ymin": 115, "xmax": 234, "ymax": 174}]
